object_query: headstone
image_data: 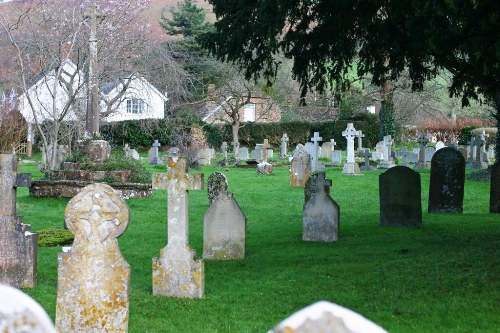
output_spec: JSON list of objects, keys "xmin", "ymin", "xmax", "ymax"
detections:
[
  {"xmin": 435, "ymin": 141, "xmax": 445, "ymax": 151},
  {"xmin": 466, "ymin": 137, "xmax": 476, "ymax": 167},
  {"xmin": 304, "ymin": 142, "xmax": 315, "ymax": 158},
  {"xmin": 152, "ymin": 149, "xmax": 204, "ymax": 298},
  {"xmin": 123, "ymin": 144, "xmax": 140, "ymax": 160},
  {"xmin": 268, "ymin": 301, "xmax": 388, "ymax": 333},
  {"xmin": 331, "ymin": 139, "xmax": 337, "ymax": 151},
  {"xmin": 149, "ymin": 139, "xmax": 161, "ymax": 165},
  {"xmin": 310, "ymin": 132, "xmax": 323, "ymax": 172},
  {"xmin": 360, "ymin": 149, "xmax": 373, "ymax": 171},
  {"xmin": 0, "ymin": 154, "xmax": 36, "ymax": 288},
  {"xmin": 487, "ymin": 145, "xmax": 495, "ymax": 161},
  {"xmin": 375, "ymin": 141, "xmax": 385, "ymax": 160},
  {"xmin": 490, "ymin": 162, "xmax": 500, "ymax": 213},
  {"xmin": 414, "ymin": 134, "xmax": 429, "ymax": 170},
  {"xmin": 221, "ymin": 141, "xmax": 228, "ymax": 160},
  {"xmin": 319, "ymin": 142, "xmax": 333, "ymax": 159},
  {"xmin": 280, "ymin": 134, "xmax": 289, "ymax": 158},
  {"xmin": 203, "ymin": 190, "xmax": 246, "ymax": 260},
  {"xmin": 290, "ymin": 144, "xmax": 312, "ymax": 187},
  {"xmin": 196, "ymin": 147, "xmax": 214, "ymax": 165},
  {"xmin": 207, "ymin": 172, "xmax": 228, "ymax": 205},
  {"xmin": 342, "ymin": 123, "xmax": 361, "ymax": 175},
  {"xmin": 332, "ymin": 150, "xmax": 342, "ymax": 164},
  {"xmin": 238, "ymin": 147, "xmax": 249, "ymax": 161},
  {"xmin": 473, "ymin": 136, "xmax": 488, "ymax": 169},
  {"xmin": 0, "ymin": 284, "xmax": 56, "ymax": 333},
  {"xmin": 424, "ymin": 146, "xmax": 436, "ymax": 162},
  {"xmin": 55, "ymin": 183, "xmax": 130, "ymax": 333},
  {"xmin": 257, "ymin": 161, "xmax": 273, "ymax": 174},
  {"xmin": 379, "ymin": 166, "xmax": 422, "ymax": 226},
  {"xmin": 428, "ymin": 147, "xmax": 465, "ymax": 213},
  {"xmin": 85, "ymin": 140, "xmax": 111, "ymax": 163},
  {"xmin": 267, "ymin": 149, "xmax": 274, "ymax": 159},
  {"xmin": 377, "ymin": 135, "xmax": 396, "ymax": 169},
  {"xmin": 303, "ymin": 173, "xmax": 339, "ymax": 242},
  {"xmin": 458, "ymin": 147, "xmax": 468, "ymax": 160},
  {"xmin": 252, "ymin": 144, "xmax": 264, "ymax": 161},
  {"xmin": 356, "ymin": 130, "xmax": 365, "ymax": 151},
  {"xmin": 262, "ymin": 139, "xmax": 269, "ymax": 161}
]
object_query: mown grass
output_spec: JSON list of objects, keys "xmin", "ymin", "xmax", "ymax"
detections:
[{"xmin": 15, "ymin": 159, "xmax": 499, "ymax": 333}]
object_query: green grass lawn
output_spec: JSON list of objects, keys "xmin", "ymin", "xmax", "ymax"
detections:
[{"xmin": 15, "ymin": 160, "xmax": 499, "ymax": 333}]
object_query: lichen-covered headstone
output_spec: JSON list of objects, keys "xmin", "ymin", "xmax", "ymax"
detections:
[
  {"xmin": 290, "ymin": 144, "xmax": 311, "ymax": 187},
  {"xmin": 152, "ymin": 149, "xmax": 204, "ymax": 298},
  {"xmin": 379, "ymin": 166, "xmax": 422, "ymax": 226},
  {"xmin": 303, "ymin": 173, "xmax": 339, "ymax": 242},
  {"xmin": 203, "ymin": 191, "xmax": 246, "ymax": 260},
  {"xmin": 207, "ymin": 172, "xmax": 228, "ymax": 205},
  {"xmin": 0, "ymin": 154, "xmax": 36, "ymax": 288},
  {"xmin": 55, "ymin": 183, "xmax": 130, "ymax": 333},
  {"xmin": 490, "ymin": 162, "xmax": 500, "ymax": 213},
  {"xmin": 268, "ymin": 301, "xmax": 388, "ymax": 333},
  {"xmin": 428, "ymin": 147, "xmax": 465, "ymax": 213},
  {"xmin": 0, "ymin": 284, "xmax": 56, "ymax": 333}
]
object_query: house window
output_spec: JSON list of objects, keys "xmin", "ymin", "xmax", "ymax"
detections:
[
  {"xmin": 244, "ymin": 103, "xmax": 256, "ymax": 122},
  {"xmin": 126, "ymin": 98, "xmax": 145, "ymax": 114}
]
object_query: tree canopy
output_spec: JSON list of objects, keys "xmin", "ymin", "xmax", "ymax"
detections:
[{"xmin": 200, "ymin": 0, "xmax": 500, "ymax": 159}]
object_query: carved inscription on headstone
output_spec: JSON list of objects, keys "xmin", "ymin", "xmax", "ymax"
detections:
[{"xmin": 207, "ymin": 172, "xmax": 228, "ymax": 205}]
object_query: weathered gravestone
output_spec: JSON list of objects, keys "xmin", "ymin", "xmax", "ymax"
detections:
[
  {"xmin": 203, "ymin": 189, "xmax": 246, "ymax": 260},
  {"xmin": 357, "ymin": 130, "xmax": 365, "ymax": 151},
  {"xmin": 221, "ymin": 141, "xmax": 228, "ymax": 162},
  {"xmin": 239, "ymin": 147, "xmax": 249, "ymax": 161},
  {"xmin": 490, "ymin": 162, "xmax": 500, "ymax": 213},
  {"xmin": 377, "ymin": 135, "xmax": 396, "ymax": 169},
  {"xmin": 379, "ymin": 166, "xmax": 422, "ymax": 226},
  {"xmin": 280, "ymin": 133, "xmax": 289, "ymax": 158},
  {"xmin": 152, "ymin": 148, "xmax": 204, "ymax": 298},
  {"xmin": 332, "ymin": 150, "xmax": 342, "ymax": 164},
  {"xmin": 123, "ymin": 144, "xmax": 140, "ymax": 160},
  {"xmin": 290, "ymin": 144, "xmax": 311, "ymax": 187},
  {"xmin": 149, "ymin": 140, "xmax": 161, "ymax": 165},
  {"xmin": 303, "ymin": 173, "xmax": 339, "ymax": 242},
  {"xmin": 428, "ymin": 147, "xmax": 465, "ymax": 213},
  {"xmin": 268, "ymin": 301, "xmax": 388, "ymax": 333},
  {"xmin": 252, "ymin": 144, "xmax": 264, "ymax": 161},
  {"xmin": 207, "ymin": 172, "xmax": 228, "ymax": 205},
  {"xmin": 342, "ymin": 123, "xmax": 361, "ymax": 174},
  {"xmin": 55, "ymin": 183, "xmax": 130, "ymax": 333},
  {"xmin": 360, "ymin": 149, "xmax": 373, "ymax": 171},
  {"xmin": 310, "ymin": 132, "xmax": 323, "ymax": 172},
  {"xmin": 319, "ymin": 142, "xmax": 333, "ymax": 159},
  {"xmin": 0, "ymin": 154, "xmax": 36, "ymax": 288},
  {"xmin": 424, "ymin": 146, "xmax": 436, "ymax": 162},
  {"xmin": 0, "ymin": 284, "xmax": 56, "ymax": 333}
]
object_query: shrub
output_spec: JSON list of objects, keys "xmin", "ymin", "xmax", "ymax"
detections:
[{"xmin": 38, "ymin": 229, "xmax": 74, "ymax": 247}]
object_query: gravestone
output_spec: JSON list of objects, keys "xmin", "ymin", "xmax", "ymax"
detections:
[
  {"xmin": 357, "ymin": 130, "xmax": 365, "ymax": 151},
  {"xmin": 55, "ymin": 183, "xmax": 130, "ymax": 333},
  {"xmin": 257, "ymin": 161, "xmax": 273, "ymax": 174},
  {"xmin": 342, "ymin": 123, "xmax": 361, "ymax": 175},
  {"xmin": 152, "ymin": 148, "xmax": 204, "ymax": 298},
  {"xmin": 0, "ymin": 154, "xmax": 36, "ymax": 288},
  {"xmin": 239, "ymin": 147, "xmax": 249, "ymax": 161},
  {"xmin": 207, "ymin": 172, "xmax": 228, "ymax": 205},
  {"xmin": 203, "ymin": 190, "xmax": 246, "ymax": 260},
  {"xmin": 379, "ymin": 166, "xmax": 422, "ymax": 226},
  {"xmin": 290, "ymin": 144, "xmax": 311, "ymax": 187},
  {"xmin": 123, "ymin": 144, "xmax": 140, "ymax": 160},
  {"xmin": 148, "ymin": 140, "xmax": 161, "ymax": 165},
  {"xmin": 268, "ymin": 301, "xmax": 388, "ymax": 333},
  {"xmin": 414, "ymin": 134, "xmax": 429, "ymax": 170},
  {"xmin": 280, "ymin": 134, "xmax": 289, "ymax": 158},
  {"xmin": 319, "ymin": 142, "xmax": 333, "ymax": 159},
  {"xmin": 466, "ymin": 137, "xmax": 476, "ymax": 167},
  {"xmin": 424, "ymin": 146, "xmax": 436, "ymax": 162},
  {"xmin": 0, "ymin": 284, "xmax": 56, "ymax": 333},
  {"xmin": 304, "ymin": 142, "xmax": 315, "ymax": 159},
  {"xmin": 262, "ymin": 139, "xmax": 270, "ymax": 161},
  {"xmin": 331, "ymin": 139, "xmax": 337, "ymax": 151},
  {"xmin": 377, "ymin": 135, "xmax": 396, "ymax": 169},
  {"xmin": 252, "ymin": 144, "xmax": 264, "ymax": 161},
  {"xmin": 303, "ymin": 173, "xmax": 339, "ymax": 242},
  {"xmin": 310, "ymin": 132, "xmax": 323, "ymax": 172},
  {"xmin": 435, "ymin": 141, "xmax": 445, "ymax": 151},
  {"xmin": 196, "ymin": 147, "xmax": 214, "ymax": 165},
  {"xmin": 360, "ymin": 149, "xmax": 373, "ymax": 171},
  {"xmin": 473, "ymin": 136, "xmax": 488, "ymax": 169},
  {"xmin": 458, "ymin": 147, "xmax": 468, "ymax": 160},
  {"xmin": 221, "ymin": 141, "xmax": 228, "ymax": 161},
  {"xmin": 428, "ymin": 147, "xmax": 465, "ymax": 213},
  {"xmin": 332, "ymin": 150, "xmax": 342, "ymax": 164},
  {"xmin": 490, "ymin": 162, "xmax": 500, "ymax": 213},
  {"xmin": 487, "ymin": 145, "xmax": 495, "ymax": 161}
]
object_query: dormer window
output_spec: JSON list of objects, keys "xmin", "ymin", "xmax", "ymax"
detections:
[{"xmin": 126, "ymin": 98, "xmax": 144, "ymax": 114}]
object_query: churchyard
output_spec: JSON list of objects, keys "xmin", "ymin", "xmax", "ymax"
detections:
[{"xmin": 8, "ymin": 152, "xmax": 499, "ymax": 332}]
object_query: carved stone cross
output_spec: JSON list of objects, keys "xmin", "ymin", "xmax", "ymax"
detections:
[
  {"xmin": 310, "ymin": 132, "xmax": 323, "ymax": 171},
  {"xmin": 221, "ymin": 141, "xmax": 228, "ymax": 159},
  {"xmin": 280, "ymin": 134, "xmax": 289, "ymax": 158},
  {"xmin": 357, "ymin": 130, "xmax": 365, "ymax": 150},
  {"xmin": 262, "ymin": 139, "xmax": 269, "ymax": 161},
  {"xmin": 342, "ymin": 124, "xmax": 358, "ymax": 164}
]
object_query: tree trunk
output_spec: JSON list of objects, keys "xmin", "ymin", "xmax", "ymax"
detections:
[
  {"xmin": 379, "ymin": 79, "xmax": 396, "ymax": 140},
  {"xmin": 494, "ymin": 89, "xmax": 500, "ymax": 163},
  {"xmin": 232, "ymin": 120, "xmax": 240, "ymax": 162}
]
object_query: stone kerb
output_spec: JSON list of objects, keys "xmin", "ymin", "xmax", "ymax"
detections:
[{"xmin": 55, "ymin": 183, "xmax": 130, "ymax": 333}]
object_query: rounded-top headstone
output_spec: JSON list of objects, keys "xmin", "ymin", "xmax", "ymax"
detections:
[{"xmin": 428, "ymin": 147, "xmax": 465, "ymax": 213}]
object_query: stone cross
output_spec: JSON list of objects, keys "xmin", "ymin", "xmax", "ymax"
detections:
[
  {"xmin": 231, "ymin": 141, "xmax": 239, "ymax": 160},
  {"xmin": 56, "ymin": 183, "xmax": 130, "ymax": 333},
  {"xmin": 0, "ymin": 154, "xmax": 36, "ymax": 288},
  {"xmin": 84, "ymin": 0, "xmax": 106, "ymax": 136},
  {"xmin": 262, "ymin": 139, "xmax": 269, "ymax": 161},
  {"xmin": 474, "ymin": 136, "xmax": 485, "ymax": 168},
  {"xmin": 221, "ymin": 141, "xmax": 228, "ymax": 160},
  {"xmin": 383, "ymin": 135, "xmax": 394, "ymax": 161},
  {"xmin": 417, "ymin": 134, "xmax": 429, "ymax": 164},
  {"xmin": 357, "ymin": 130, "xmax": 365, "ymax": 151},
  {"xmin": 280, "ymin": 133, "xmax": 289, "ymax": 158},
  {"xmin": 342, "ymin": 124, "xmax": 358, "ymax": 164},
  {"xmin": 330, "ymin": 139, "xmax": 336, "ymax": 152},
  {"xmin": 310, "ymin": 132, "xmax": 323, "ymax": 172},
  {"xmin": 152, "ymin": 148, "xmax": 205, "ymax": 298},
  {"xmin": 361, "ymin": 148, "xmax": 372, "ymax": 171},
  {"xmin": 401, "ymin": 147, "xmax": 409, "ymax": 167},
  {"xmin": 481, "ymin": 130, "xmax": 489, "ymax": 153},
  {"xmin": 151, "ymin": 139, "xmax": 161, "ymax": 164}
]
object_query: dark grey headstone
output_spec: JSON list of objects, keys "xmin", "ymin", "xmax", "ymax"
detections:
[
  {"xmin": 490, "ymin": 162, "xmax": 500, "ymax": 213},
  {"xmin": 428, "ymin": 147, "xmax": 465, "ymax": 213},
  {"xmin": 379, "ymin": 166, "xmax": 422, "ymax": 226},
  {"xmin": 303, "ymin": 173, "xmax": 339, "ymax": 242},
  {"xmin": 207, "ymin": 172, "xmax": 228, "ymax": 205}
]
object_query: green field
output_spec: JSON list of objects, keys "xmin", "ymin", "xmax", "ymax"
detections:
[{"xmin": 16, "ymin": 160, "xmax": 499, "ymax": 332}]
